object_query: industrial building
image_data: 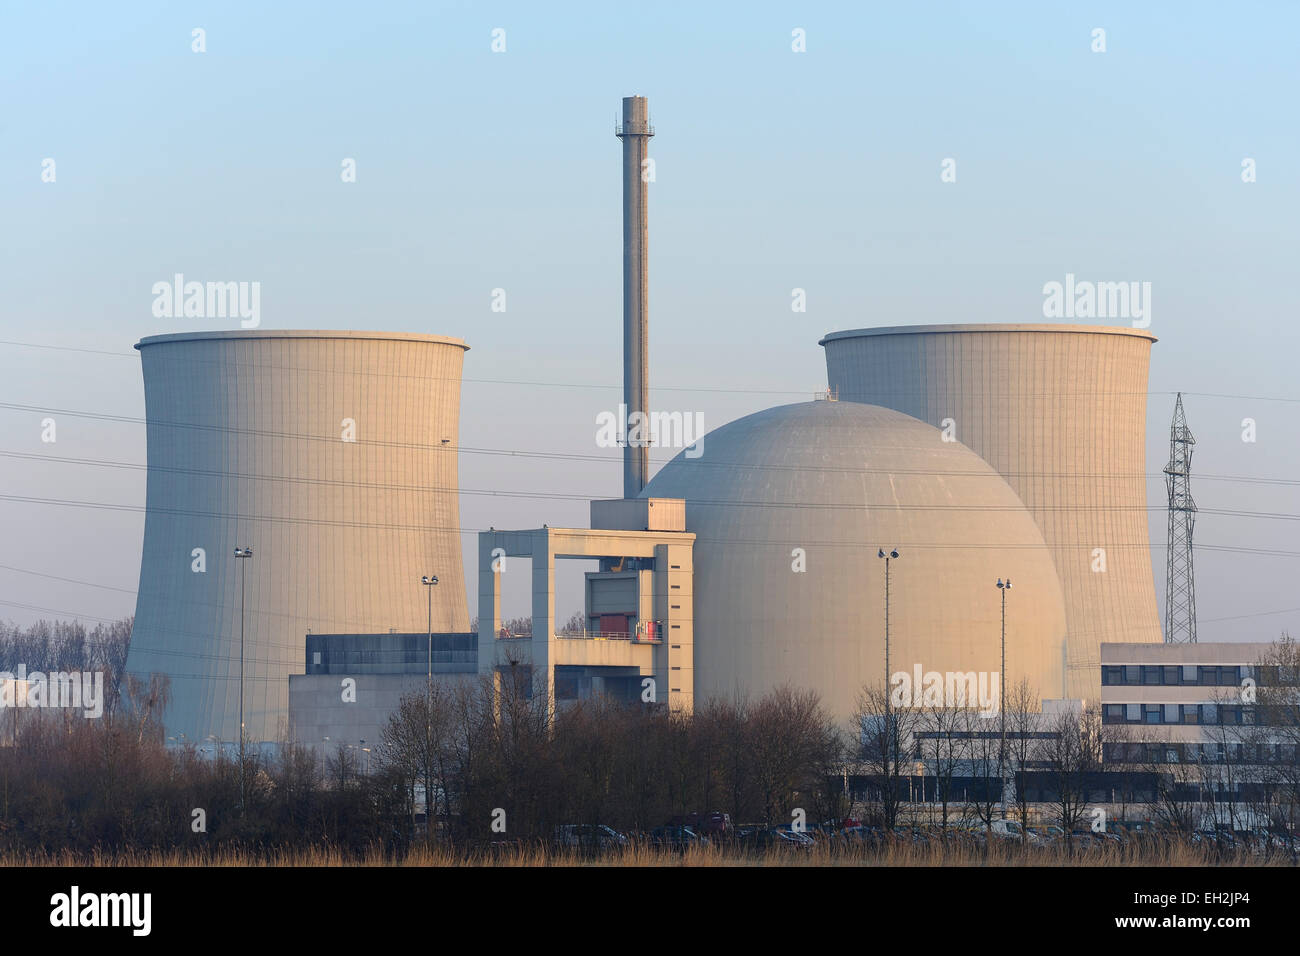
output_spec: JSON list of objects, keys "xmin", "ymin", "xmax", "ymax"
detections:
[
  {"xmin": 1100, "ymin": 642, "xmax": 1294, "ymax": 765},
  {"xmin": 126, "ymin": 96, "xmax": 1183, "ymax": 754},
  {"xmin": 288, "ymin": 632, "xmax": 478, "ymax": 750},
  {"xmin": 476, "ymin": 498, "xmax": 695, "ymax": 713}
]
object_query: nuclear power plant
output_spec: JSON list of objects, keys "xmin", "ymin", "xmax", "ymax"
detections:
[{"xmin": 126, "ymin": 96, "xmax": 1169, "ymax": 745}]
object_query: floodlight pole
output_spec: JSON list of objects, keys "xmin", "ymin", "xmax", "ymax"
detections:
[
  {"xmin": 879, "ymin": 548, "xmax": 899, "ymax": 811},
  {"xmin": 234, "ymin": 546, "xmax": 253, "ymax": 810},
  {"xmin": 997, "ymin": 577, "xmax": 1012, "ymax": 819}
]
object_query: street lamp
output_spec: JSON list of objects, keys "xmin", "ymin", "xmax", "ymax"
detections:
[
  {"xmin": 421, "ymin": 576, "xmax": 439, "ymax": 694},
  {"xmin": 997, "ymin": 577, "xmax": 1011, "ymax": 819},
  {"xmin": 234, "ymin": 546, "xmax": 253, "ymax": 809},
  {"xmin": 421, "ymin": 574, "xmax": 439, "ymax": 837},
  {"xmin": 878, "ymin": 548, "xmax": 899, "ymax": 811},
  {"xmin": 878, "ymin": 549, "xmax": 899, "ymax": 693}
]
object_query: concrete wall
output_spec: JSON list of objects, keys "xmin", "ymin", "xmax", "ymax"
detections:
[
  {"xmin": 288, "ymin": 672, "xmax": 478, "ymax": 754},
  {"xmin": 126, "ymin": 330, "xmax": 471, "ymax": 742},
  {"xmin": 822, "ymin": 324, "xmax": 1162, "ymax": 700}
]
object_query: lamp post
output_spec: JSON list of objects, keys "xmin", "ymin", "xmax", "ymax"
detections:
[
  {"xmin": 234, "ymin": 546, "xmax": 253, "ymax": 809},
  {"xmin": 421, "ymin": 575, "xmax": 438, "ymax": 837},
  {"xmin": 878, "ymin": 548, "xmax": 899, "ymax": 816},
  {"xmin": 421, "ymin": 576, "xmax": 438, "ymax": 696},
  {"xmin": 997, "ymin": 577, "xmax": 1011, "ymax": 819}
]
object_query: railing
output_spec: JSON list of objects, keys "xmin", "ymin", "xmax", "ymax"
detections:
[
  {"xmin": 494, "ymin": 625, "xmax": 664, "ymax": 643},
  {"xmin": 557, "ymin": 625, "xmax": 663, "ymax": 645}
]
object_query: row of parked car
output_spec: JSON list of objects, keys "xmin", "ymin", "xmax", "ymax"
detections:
[
  {"xmin": 552, "ymin": 818, "xmax": 815, "ymax": 851},
  {"xmin": 552, "ymin": 817, "xmax": 1299, "ymax": 857}
]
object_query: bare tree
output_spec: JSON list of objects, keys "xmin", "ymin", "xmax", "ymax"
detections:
[
  {"xmin": 919, "ymin": 704, "xmax": 965, "ymax": 830},
  {"xmin": 1004, "ymin": 678, "xmax": 1041, "ymax": 834},
  {"xmin": 377, "ymin": 692, "xmax": 428, "ymax": 839},
  {"xmin": 1035, "ymin": 704, "xmax": 1103, "ymax": 853},
  {"xmin": 961, "ymin": 706, "xmax": 1002, "ymax": 835},
  {"xmin": 854, "ymin": 683, "xmax": 923, "ymax": 829}
]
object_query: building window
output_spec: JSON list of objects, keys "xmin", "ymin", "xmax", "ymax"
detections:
[
  {"xmin": 1143, "ymin": 704, "xmax": 1162, "ymax": 724},
  {"xmin": 1164, "ymin": 703, "xmax": 1180, "ymax": 724},
  {"xmin": 1104, "ymin": 704, "xmax": 1124, "ymax": 723},
  {"xmin": 1126, "ymin": 703, "xmax": 1141, "ymax": 723},
  {"xmin": 1181, "ymin": 705, "xmax": 1198, "ymax": 724},
  {"xmin": 1143, "ymin": 666, "xmax": 1162, "ymax": 685},
  {"xmin": 1103, "ymin": 666, "xmax": 1123, "ymax": 686},
  {"xmin": 1182, "ymin": 664, "xmax": 1198, "ymax": 683},
  {"xmin": 1163, "ymin": 665, "xmax": 1180, "ymax": 685},
  {"xmin": 1124, "ymin": 665, "xmax": 1140, "ymax": 684}
]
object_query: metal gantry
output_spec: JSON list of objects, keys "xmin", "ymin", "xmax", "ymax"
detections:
[{"xmin": 1163, "ymin": 393, "xmax": 1197, "ymax": 644}]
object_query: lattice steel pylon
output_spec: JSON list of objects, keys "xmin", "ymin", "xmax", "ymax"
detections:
[{"xmin": 1164, "ymin": 393, "xmax": 1197, "ymax": 643}]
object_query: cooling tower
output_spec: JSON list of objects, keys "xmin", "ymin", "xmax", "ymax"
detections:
[
  {"xmin": 820, "ymin": 324, "xmax": 1162, "ymax": 700},
  {"xmin": 126, "ymin": 330, "xmax": 470, "ymax": 741},
  {"xmin": 642, "ymin": 401, "xmax": 1068, "ymax": 722}
]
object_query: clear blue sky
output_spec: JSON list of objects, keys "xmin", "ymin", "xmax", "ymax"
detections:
[{"xmin": 2, "ymin": 1, "xmax": 1298, "ymax": 640}]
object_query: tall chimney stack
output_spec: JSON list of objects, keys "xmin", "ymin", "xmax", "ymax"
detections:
[{"xmin": 616, "ymin": 95, "xmax": 653, "ymax": 498}]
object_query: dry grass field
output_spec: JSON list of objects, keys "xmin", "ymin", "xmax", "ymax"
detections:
[{"xmin": 1, "ymin": 839, "xmax": 1288, "ymax": 868}]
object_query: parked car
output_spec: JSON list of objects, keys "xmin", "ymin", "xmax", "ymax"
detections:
[
  {"xmin": 649, "ymin": 825, "xmax": 709, "ymax": 849},
  {"xmin": 737, "ymin": 826, "xmax": 813, "ymax": 851},
  {"xmin": 984, "ymin": 819, "xmax": 1030, "ymax": 842},
  {"xmin": 1031, "ymin": 825, "xmax": 1066, "ymax": 842},
  {"xmin": 668, "ymin": 811, "xmax": 732, "ymax": 838},
  {"xmin": 553, "ymin": 824, "xmax": 628, "ymax": 850}
]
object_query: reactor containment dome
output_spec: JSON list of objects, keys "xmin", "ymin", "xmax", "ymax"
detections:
[
  {"xmin": 125, "ymin": 330, "xmax": 471, "ymax": 742},
  {"xmin": 641, "ymin": 401, "xmax": 1068, "ymax": 722}
]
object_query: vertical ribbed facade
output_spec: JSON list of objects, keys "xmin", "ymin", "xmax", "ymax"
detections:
[
  {"xmin": 821, "ymin": 324, "xmax": 1162, "ymax": 700},
  {"xmin": 126, "ymin": 330, "xmax": 470, "ymax": 742}
]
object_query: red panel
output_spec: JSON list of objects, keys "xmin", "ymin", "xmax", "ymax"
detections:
[{"xmin": 599, "ymin": 614, "xmax": 628, "ymax": 636}]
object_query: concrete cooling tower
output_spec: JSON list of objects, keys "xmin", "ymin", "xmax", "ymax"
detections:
[
  {"xmin": 126, "ymin": 330, "xmax": 470, "ymax": 741},
  {"xmin": 641, "ymin": 401, "xmax": 1068, "ymax": 722},
  {"xmin": 820, "ymin": 324, "xmax": 1162, "ymax": 700}
]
